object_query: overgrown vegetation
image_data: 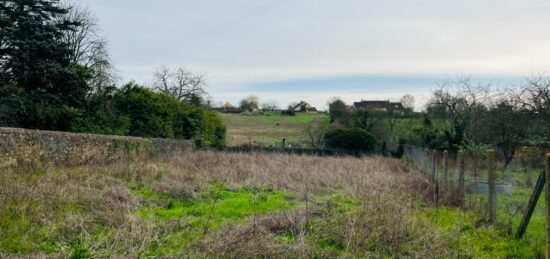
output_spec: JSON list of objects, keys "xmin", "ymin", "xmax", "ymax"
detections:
[
  {"xmin": 325, "ymin": 77, "xmax": 550, "ymax": 161},
  {"xmin": 1, "ymin": 151, "xmax": 542, "ymax": 258},
  {"xmin": 414, "ymin": 77, "xmax": 549, "ymax": 166}
]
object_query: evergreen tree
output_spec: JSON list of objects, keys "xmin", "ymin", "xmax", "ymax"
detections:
[{"xmin": 0, "ymin": 0, "xmax": 90, "ymax": 130}]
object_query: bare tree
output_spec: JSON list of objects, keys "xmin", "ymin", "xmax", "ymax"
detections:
[
  {"xmin": 427, "ymin": 77, "xmax": 492, "ymax": 150},
  {"xmin": 351, "ymin": 109, "xmax": 381, "ymax": 131},
  {"xmin": 400, "ymin": 94, "xmax": 415, "ymax": 114},
  {"xmin": 153, "ymin": 66, "xmax": 208, "ymax": 103},
  {"xmin": 521, "ymin": 76, "xmax": 550, "ymax": 139},
  {"xmin": 261, "ymin": 100, "xmax": 279, "ymax": 111},
  {"xmin": 384, "ymin": 102, "xmax": 402, "ymax": 148},
  {"xmin": 485, "ymin": 88, "xmax": 532, "ymax": 169},
  {"xmin": 307, "ymin": 118, "xmax": 327, "ymax": 149},
  {"xmin": 60, "ymin": 1, "xmax": 115, "ymax": 92}
]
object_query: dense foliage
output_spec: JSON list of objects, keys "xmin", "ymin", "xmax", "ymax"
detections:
[
  {"xmin": 326, "ymin": 79, "xmax": 549, "ymax": 163},
  {"xmin": 0, "ymin": 0, "xmax": 225, "ymax": 147},
  {"xmin": 324, "ymin": 128, "xmax": 377, "ymax": 153},
  {"xmin": 63, "ymin": 83, "xmax": 225, "ymax": 147},
  {"xmin": 239, "ymin": 95, "xmax": 259, "ymax": 112},
  {"xmin": 328, "ymin": 99, "xmax": 349, "ymax": 124},
  {"xmin": 1, "ymin": 0, "xmax": 90, "ymax": 130}
]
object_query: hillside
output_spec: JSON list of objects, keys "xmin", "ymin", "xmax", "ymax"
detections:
[{"xmin": 220, "ymin": 112, "xmax": 330, "ymax": 148}]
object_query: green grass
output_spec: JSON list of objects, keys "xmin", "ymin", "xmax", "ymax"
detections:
[
  {"xmin": 417, "ymin": 181, "xmax": 546, "ymax": 258},
  {"xmin": 220, "ymin": 112, "xmax": 329, "ymax": 147},
  {"xmin": 417, "ymin": 206, "xmax": 542, "ymax": 258},
  {"xmin": 0, "ymin": 198, "xmax": 83, "ymax": 254},
  {"xmin": 303, "ymin": 190, "xmax": 545, "ymax": 258},
  {"xmin": 0, "ymin": 203, "xmax": 38, "ymax": 253},
  {"xmin": 134, "ymin": 186, "xmax": 298, "ymax": 255}
]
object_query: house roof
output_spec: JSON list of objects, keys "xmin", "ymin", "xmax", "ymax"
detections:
[
  {"xmin": 291, "ymin": 101, "xmax": 316, "ymax": 110},
  {"xmin": 354, "ymin": 100, "xmax": 389, "ymax": 105},
  {"xmin": 223, "ymin": 102, "xmax": 234, "ymax": 108},
  {"xmin": 354, "ymin": 100, "xmax": 404, "ymax": 110}
]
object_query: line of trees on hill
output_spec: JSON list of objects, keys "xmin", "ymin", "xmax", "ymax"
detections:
[
  {"xmin": 325, "ymin": 77, "xmax": 550, "ymax": 167},
  {"xmin": 321, "ymin": 95, "xmax": 415, "ymax": 154},
  {"xmin": 0, "ymin": 0, "xmax": 225, "ymax": 147},
  {"xmin": 414, "ymin": 77, "xmax": 549, "ymax": 168}
]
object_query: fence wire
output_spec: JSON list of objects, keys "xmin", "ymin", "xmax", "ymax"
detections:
[{"xmin": 404, "ymin": 145, "xmax": 547, "ymax": 231}]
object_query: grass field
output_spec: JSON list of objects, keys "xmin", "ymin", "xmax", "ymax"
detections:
[
  {"xmin": 220, "ymin": 112, "xmax": 329, "ymax": 148},
  {"xmin": 0, "ymin": 151, "xmax": 545, "ymax": 258},
  {"xmin": 219, "ymin": 112, "xmax": 426, "ymax": 151}
]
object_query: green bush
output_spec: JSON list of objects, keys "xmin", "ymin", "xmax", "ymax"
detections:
[
  {"xmin": 113, "ymin": 83, "xmax": 181, "ymax": 138},
  {"xmin": 203, "ymin": 110, "xmax": 226, "ymax": 148},
  {"xmin": 324, "ymin": 128, "xmax": 377, "ymax": 153},
  {"xmin": 113, "ymin": 83, "xmax": 226, "ymax": 147},
  {"xmin": 1, "ymin": 81, "xmax": 226, "ymax": 147}
]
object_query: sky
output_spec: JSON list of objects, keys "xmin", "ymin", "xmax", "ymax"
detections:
[{"xmin": 80, "ymin": 0, "xmax": 550, "ymax": 110}]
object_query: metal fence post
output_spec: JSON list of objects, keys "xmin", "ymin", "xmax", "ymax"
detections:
[
  {"xmin": 545, "ymin": 153, "xmax": 550, "ymax": 258},
  {"xmin": 487, "ymin": 149, "xmax": 497, "ymax": 224},
  {"xmin": 516, "ymin": 169, "xmax": 545, "ymax": 239},
  {"xmin": 458, "ymin": 150, "xmax": 465, "ymax": 209}
]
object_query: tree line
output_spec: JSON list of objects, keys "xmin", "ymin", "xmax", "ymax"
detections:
[
  {"xmin": 0, "ymin": 0, "xmax": 225, "ymax": 147},
  {"xmin": 322, "ymin": 95, "xmax": 415, "ymax": 154},
  {"xmin": 415, "ymin": 77, "xmax": 549, "ymax": 168},
  {"xmin": 326, "ymin": 77, "xmax": 549, "ymax": 166}
]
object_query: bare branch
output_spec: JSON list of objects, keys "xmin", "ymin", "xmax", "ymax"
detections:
[
  {"xmin": 153, "ymin": 66, "xmax": 208, "ymax": 103},
  {"xmin": 59, "ymin": 1, "xmax": 115, "ymax": 93}
]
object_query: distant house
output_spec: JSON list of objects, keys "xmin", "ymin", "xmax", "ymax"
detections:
[
  {"xmin": 353, "ymin": 100, "xmax": 404, "ymax": 113},
  {"xmin": 223, "ymin": 102, "xmax": 234, "ymax": 110},
  {"xmin": 290, "ymin": 101, "xmax": 318, "ymax": 113}
]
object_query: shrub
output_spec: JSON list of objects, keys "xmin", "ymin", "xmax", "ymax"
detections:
[
  {"xmin": 1, "ymin": 81, "xmax": 227, "ymax": 147},
  {"xmin": 111, "ymin": 83, "xmax": 226, "ymax": 147},
  {"xmin": 70, "ymin": 86, "xmax": 131, "ymax": 135},
  {"xmin": 324, "ymin": 128, "xmax": 377, "ymax": 153},
  {"xmin": 408, "ymin": 115, "xmax": 447, "ymax": 150},
  {"xmin": 112, "ymin": 83, "xmax": 207, "ymax": 141},
  {"xmin": 328, "ymin": 99, "xmax": 350, "ymax": 124},
  {"xmin": 202, "ymin": 110, "xmax": 226, "ymax": 148}
]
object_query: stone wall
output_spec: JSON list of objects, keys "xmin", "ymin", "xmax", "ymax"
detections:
[{"xmin": 0, "ymin": 127, "xmax": 194, "ymax": 167}]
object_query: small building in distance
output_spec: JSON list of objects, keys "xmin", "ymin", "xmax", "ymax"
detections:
[
  {"xmin": 353, "ymin": 100, "xmax": 404, "ymax": 113},
  {"xmin": 290, "ymin": 101, "xmax": 318, "ymax": 113},
  {"xmin": 223, "ymin": 102, "xmax": 234, "ymax": 110}
]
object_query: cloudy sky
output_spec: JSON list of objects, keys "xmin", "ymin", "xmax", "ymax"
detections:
[{"xmin": 81, "ymin": 0, "xmax": 550, "ymax": 110}]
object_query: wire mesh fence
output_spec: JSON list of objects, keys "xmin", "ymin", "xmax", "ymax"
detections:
[{"xmin": 404, "ymin": 145, "xmax": 548, "ymax": 234}]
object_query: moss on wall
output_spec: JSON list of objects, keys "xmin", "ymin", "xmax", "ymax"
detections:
[{"xmin": 0, "ymin": 128, "xmax": 193, "ymax": 167}]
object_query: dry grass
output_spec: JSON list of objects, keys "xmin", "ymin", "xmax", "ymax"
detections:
[{"xmin": 0, "ymin": 151, "xmax": 454, "ymax": 258}]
